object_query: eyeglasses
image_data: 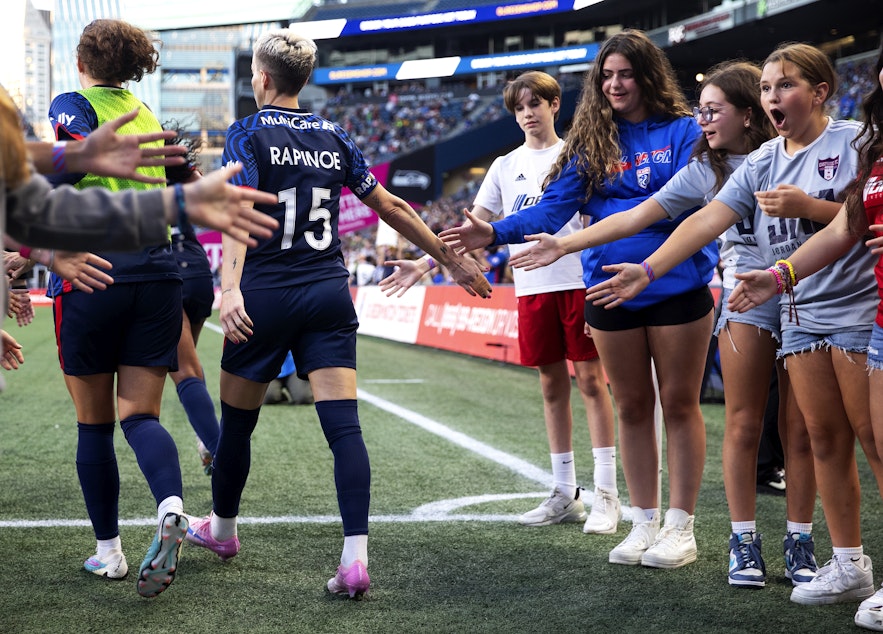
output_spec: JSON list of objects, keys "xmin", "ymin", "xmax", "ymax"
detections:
[{"xmin": 693, "ymin": 106, "xmax": 725, "ymax": 123}]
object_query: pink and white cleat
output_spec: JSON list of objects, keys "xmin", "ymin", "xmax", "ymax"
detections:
[
  {"xmin": 184, "ymin": 514, "xmax": 240, "ymax": 561},
  {"xmin": 326, "ymin": 560, "xmax": 370, "ymax": 599}
]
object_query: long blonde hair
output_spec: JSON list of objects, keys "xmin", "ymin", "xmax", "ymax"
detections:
[{"xmin": 546, "ymin": 29, "xmax": 691, "ymax": 197}]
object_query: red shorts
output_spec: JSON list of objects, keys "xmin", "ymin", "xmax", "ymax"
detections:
[{"xmin": 517, "ymin": 289, "xmax": 599, "ymax": 367}]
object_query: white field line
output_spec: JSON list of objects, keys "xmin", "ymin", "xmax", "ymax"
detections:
[{"xmin": 1, "ymin": 327, "xmax": 635, "ymax": 528}]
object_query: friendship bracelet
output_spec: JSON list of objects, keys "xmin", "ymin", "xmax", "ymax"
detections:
[
  {"xmin": 767, "ymin": 266, "xmax": 784, "ymax": 294},
  {"xmin": 641, "ymin": 260, "xmax": 656, "ymax": 283},
  {"xmin": 52, "ymin": 141, "xmax": 67, "ymax": 173},
  {"xmin": 775, "ymin": 259, "xmax": 797, "ymax": 288},
  {"xmin": 18, "ymin": 247, "xmax": 32, "ymax": 260},
  {"xmin": 173, "ymin": 183, "xmax": 190, "ymax": 231},
  {"xmin": 426, "ymin": 256, "xmax": 436, "ymax": 271}
]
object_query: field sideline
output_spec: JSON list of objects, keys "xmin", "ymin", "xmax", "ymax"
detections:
[{"xmin": 2, "ymin": 308, "xmax": 882, "ymax": 633}]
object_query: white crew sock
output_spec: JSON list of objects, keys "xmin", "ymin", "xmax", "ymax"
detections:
[
  {"xmin": 551, "ymin": 451, "xmax": 577, "ymax": 498},
  {"xmin": 592, "ymin": 446, "xmax": 617, "ymax": 495},
  {"xmin": 341, "ymin": 534, "xmax": 368, "ymax": 568}
]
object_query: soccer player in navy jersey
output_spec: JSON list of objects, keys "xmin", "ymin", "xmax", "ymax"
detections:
[{"xmin": 184, "ymin": 28, "xmax": 490, "ymax": 599}]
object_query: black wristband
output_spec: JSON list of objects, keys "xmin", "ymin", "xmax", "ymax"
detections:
[{"xmin": 174, "ymin": 183, "xmax": 190, "ymax": 232}]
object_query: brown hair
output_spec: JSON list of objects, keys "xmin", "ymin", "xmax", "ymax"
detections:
[
  {"xmin": 0, "ymin": 87, "xmax": 30, "ymax": 190},
  {"xmin": 77, "ymin": 19, "xmax": 159, "ymax": 83},
  {"xmin": 690, "ymin": 60, "xmax": 775, "ymax": 193},
  {"xmin": 545, "ymin": 29, "xmax": 690, "ymax": 195},
  {"xmin": 503, "ymin": 71, "xmax": 561, "ymax": 121},
  {"xmin": 846, "ymin": 44, "xmax": 883, "ymax": 236},
  {"xmin": 762, "ymin": 42, "xmax": 838, "ymax": 103}
]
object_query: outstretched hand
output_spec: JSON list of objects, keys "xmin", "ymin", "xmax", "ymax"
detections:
[
  {"xmin": 181, "ymin": 163, "xmax": 279, "ymax": 247},
  {"xmin": 378, "ymin": 259, "xmax": 427, "ymax": 297},
  {"xmin": 50, "ymin": 251, "xmax": 115, "ymax": 293},
  {"xmin": 438, "ymin": 208, "xmax": 496, "ymax": 253},
  {"xmin": 509, "ymin": 233, "xmax": 563, "ymax": 270},
  {"xmin": 727, "ymin": 269, "xmax": 777, "ymax": 313},
  {"xmin": 584, "ymin": 262, "xmax": 648, "ymax": 308},
  {"xmin": 1, "ymin": 330, "xmax": 24, "ymax": 370},
  {"xmin": 74, "ymin": 109, "xmax": 186, "ymax": 184}
]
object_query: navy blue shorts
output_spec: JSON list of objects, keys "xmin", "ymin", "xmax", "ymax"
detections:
[
  {"xmin": 182, "ymin": 275, "xmax": 214, "ymax": 323},
  {"xmin": 221, "ymin": 276, "xmax": 358, "ymax": 383},
  {"xmin": 54, "ymin": 281, "xmax": 182, "ymax": 375}
]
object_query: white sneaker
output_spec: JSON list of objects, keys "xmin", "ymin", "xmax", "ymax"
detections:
[
  {"xmin": 861, "ymin": 586, "xmax": 883, "ymax": 611},
  {"xmin": 641, "ymin": 508, "xmax": 697, "ymax": 569},
  {"xmin": 518, "ymin": 487, "xmax": 586, "ymax": 527},
  {"xmin": 790, "ymin": 555, "xmax": 875, "ymax": 605},
  {"xmin": 856, "ymin": 606, "xmax": 883, "ymax": 632},
  {"xmin": 583, "ymin": 487, "xmax": 621, "ymax": 535},
  {"xmin": 609, "ymin": 509, "xmax": 659, "ymax": 565},
  {"xmin": 83, "ymin": 551, "xmax": 128, "ymax": 579}
]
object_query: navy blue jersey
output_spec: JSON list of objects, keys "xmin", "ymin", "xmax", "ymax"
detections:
[
  {"xmin": 223, "ymin": 106, "xmax": 378, "ymax": 290},
  {"xmin": 171, "ymin": 227, "xmax": 213, "ymax": 281},
  {"xmin": 47, "ymin": 89, "xmax": 178, "ymax": 297}
]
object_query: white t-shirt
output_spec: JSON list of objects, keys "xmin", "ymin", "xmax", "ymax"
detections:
[
  {"xmin": 473, "ymin": 140, "xmax": 584, "ymax": 297},
  {"xmin": 716, "ymin": 117, "xmax": 876, "ymax": 332}
]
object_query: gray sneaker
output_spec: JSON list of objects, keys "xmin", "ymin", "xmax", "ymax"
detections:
[
  {"xmin": 790, "ymin": 555, "xmax": 875, "ymax": 605},
  {"xmin": 583, "ymin": 487, "xmax": 621, "ymax": 534},
  {"xmin": 609, "ymin": 509, "xmax": 660, "ymax": 565},
  {"xmin": 518, "ymin": 487, "xmax": 586, "ymax": 527}
]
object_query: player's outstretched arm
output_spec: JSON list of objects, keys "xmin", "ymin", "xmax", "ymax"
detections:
[{"xmin": 362, "ymin": 185, "xmax": 491, "ymax": 298}]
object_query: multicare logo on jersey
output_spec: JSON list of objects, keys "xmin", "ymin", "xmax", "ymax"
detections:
[
  {"xmin": 817, "ymin": 156, "xmax": 840, "ymax": 181},
  {"xmin": 637, "ymin": 167, "xmax": 651, "ymax": 189}
]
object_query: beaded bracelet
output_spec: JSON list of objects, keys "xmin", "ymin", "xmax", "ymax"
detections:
[
  {"xmin": 641, "ymin": 260, "xmax": 656, "ymax": 283},
  {"xmin": 18, "ymin": 246, "xmax": 32, "ymax": 260},
  {"xmin": 426, "ymin": 256, "xmax": 436, "ymax": 271},
  {"xmin": 775, "ymin": 259, "xmax": 797, "ymax": 288},
  {"xmin": 173, "ymin": 183, "xmax": 190, "ymax": 231},
  {"xmin": 52, "ymin": 141, "xmax": 67, "ymax": 173}
]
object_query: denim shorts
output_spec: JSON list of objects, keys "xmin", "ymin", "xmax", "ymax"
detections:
[
  {"xmin": 866, "ymin": 323, "xmax": 883, "ymax": 371},
  {"xmin": 714, "ymin": 286, "xmax": 781, "ymax": 343},
  {"xmin": 779, "ymin": 325, "xmax": 871, "ymax": 359}
]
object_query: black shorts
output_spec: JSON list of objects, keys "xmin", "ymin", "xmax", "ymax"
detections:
[{"xmin": 584, "ymin": 285, "xmax": 714, "ymax": 331}]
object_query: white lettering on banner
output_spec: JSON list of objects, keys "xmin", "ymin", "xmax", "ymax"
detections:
[
  {"xmin": 364, "ymin": 302, "xmax": 419, "ymax": 323},
  {"xmin": 423, "ymin": 302, "xmax": 519, "ymax": 338}
]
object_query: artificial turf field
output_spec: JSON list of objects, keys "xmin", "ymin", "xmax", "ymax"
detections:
[{"xmin": 1, "ymin": 306, "xmax": 881, "ymax": 633}]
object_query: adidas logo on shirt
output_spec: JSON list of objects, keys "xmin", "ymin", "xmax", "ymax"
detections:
[{"xmin": 515, "ymin": 174, "xmax": 526, "ymax": 181}]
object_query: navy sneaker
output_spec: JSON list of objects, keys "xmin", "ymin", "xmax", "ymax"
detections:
[
  {"xmin": 728, "ymin": 532, "xmax": 766, "ymax": 588},
  {"xmin": 784, "ymin": 532, "xmax": 818, "ymax": 585}
]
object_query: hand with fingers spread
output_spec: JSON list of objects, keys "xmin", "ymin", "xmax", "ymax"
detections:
[
  {"xmin": 727, "ymin": 270, "xmax": 778, "ymax": 313},
  {"xmin": 378, "ymin": 258, "xmax": 430, "ymax": 297},
  {"xmin": 438, "ymin": 208, "xmax": 496, "ymax": 253},
  {"xmin": 508, "ymin": 233, "xmax": 565, "ymax": 270},
  {"xmin": 49, "ymin": 251, "xmax": 114, "ymax": 293},
  {"xmin": 584, "ymin": 262, "xmax": 648, "ymax": 308},
  {"xmin": 177, "ymin": 163, "xmax": 278, "ymax": 247}
]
